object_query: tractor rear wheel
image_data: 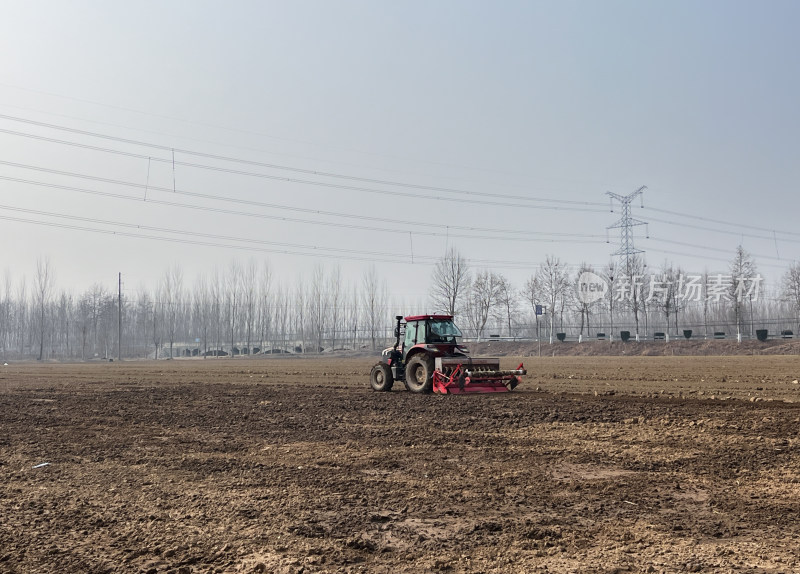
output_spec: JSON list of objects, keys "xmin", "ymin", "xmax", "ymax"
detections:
[
  {"xmin": 404, "ymin": 354, "xmax": 433, "ymax": 393},
  {"xmin": 370, "ymin": 363, "xmax": 393, "ymax": 392}
]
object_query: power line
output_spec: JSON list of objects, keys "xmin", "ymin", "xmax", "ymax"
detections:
[
  {"xmin": 643, "ymin": 205, "xmax": 800, "ymax": 238},
  {"xmin": 4, "ymin": 202, "xmax": 589, "ymax": 262},
  {"xmin": 0, "ymin": 205, "xmax": 614, "ymax": 271},
  {"xmin": 0, "ymin": 114, "xmax": 608, "ymax": 209},
  {"xmin": 641, "ymin": 245, "xmax": 789, "ymax": 270},
  {"xmin": 0, "ymin": 212, "xmax": 419, "ymax": 265},
  {"xmin": 4, "ymin": 111, "xmax": 800, "ymax": 241},
  {"xmin": 647, "ymin": 236, "xmax": 789, "ymax": 262},
  {"xmin": 644, "ymin": 214, "xmax": 800, "ymax": 244},
  {"xmin": 6, "ymin": 174, "xmax": 791, "ymax": 273},
  {"xmin": 0, "ymin": 82, "xmax": 564, "ymax": 180},
  {"xmin": 10, "ymin": 114, "xmax": 796, "ymax": 246},
  {"xmin": 1, "ymin": 110, "xmax": 795, "ymax": 276},
  {"xmin": 0, "ymin": 159, "xmax": 604, "ymax": 239},
  {"xmin": 0, "ymin": 100, "xmax": 507, "ymax": 186},
  {"xmin": 0, "ymin": 127, "xmax": 606, "ymax": 212},
  {"xmin": 0, "ymin": 172, "xmax": 605, "ymax": 244},
  {"xmin": 0, "ymin": 203, "xmax": 430, "ymax": 258}
]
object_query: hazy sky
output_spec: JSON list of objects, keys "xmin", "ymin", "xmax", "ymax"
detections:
[{"xmin": 1, "ymin": 0, "xmax": 798, "ymax": 303}]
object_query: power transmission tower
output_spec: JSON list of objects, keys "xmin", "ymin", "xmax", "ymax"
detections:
[{"xmin": 606, "ymin": 186, "xmax": 648, "ymax": 275}]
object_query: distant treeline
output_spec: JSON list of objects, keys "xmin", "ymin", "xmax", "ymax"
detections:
[{"xmin": 2, "ymin": 248, "xmax": 800, "ymax": 360}]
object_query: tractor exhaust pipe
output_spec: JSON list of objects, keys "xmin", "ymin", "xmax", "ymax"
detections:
[{"xmin": 393, "ymin": 315, "xmax": 403, "ymax": 351}]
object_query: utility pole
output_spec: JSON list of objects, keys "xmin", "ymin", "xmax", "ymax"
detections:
[
  {"xmin": 606, "ymin": 186, "xmax": 648, "ymax": 276},
  {"xmin": 118, "ymin": 272, "xmax": 122, "ymax": 362}
]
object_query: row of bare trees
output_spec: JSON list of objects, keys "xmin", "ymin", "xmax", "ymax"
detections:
[
  {"xmin": 3, "ymin": 247, "xmax": 800, "ymax": 360},
  {"xmin": 431, "ymin": 247, "xmax": 800, "ymax": 342},
  {"xmin": 0, "ymin": 259, "xmax": 404, "ymax": 361},
  {"xmin": 1, "ymin": 262, "xmax": 122, "ymax": 361}
]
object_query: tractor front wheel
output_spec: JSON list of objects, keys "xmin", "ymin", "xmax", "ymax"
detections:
[
  {"xmin": 370, "ymin": 363, "xmax": 393, "ymax": 392},
  {"xmin": 404, "ymin": 354, "xmax": 433, "ymax": 393}
]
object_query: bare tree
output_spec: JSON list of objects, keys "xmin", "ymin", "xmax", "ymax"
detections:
[
  {"xmin": 55, "ymin": 291, "xmax": 73, "ymax": 357},
  {"xmin": 647, "ymin": 261, "xmax": 677, "ymax": 336},
  {"xmin": 152, "ymin": 283, "xmax": 164, "ymax": 359},
  {"xmin": 328, "ymin": 265, "xmax": 342, "ymax": 350},
  {"xmin": 558, "ymin": 272, "xmax": 573, "ymax": 336},
  {"xmin": 211, "ymin": 266, "xmax": 223, "ymax": 355},
  {"xmin": 97, "ymin": 293, "xmax": 118, "ymax": 359},
  {"xmin": 16, "ymin": 277, "xmax": 27, "ymax": 355},
  {"xmin": 702, "ymin": 270, "xmax": 710, "ymax": 339},
  {"xmin": 294, "ymin": 277, "xmax": 306, "ymax": 353},
  {"xmin": 574, "ymin": 263, "xmax": 600, "ymax": 338},
  {"xmin": 33, "ymin": 258, "xmax": 55, "ymax": 360},
  {"xmin": 537, "ymin": 255, "xmax": 569, "ymax": 343},
  {"xmin": 1, "ymin": 271, "xmax": 11, "ymax": 361},
  {"xmin": 522, "ymin": 274, "xmax": 542, "ymax": 339},
  {"xmin": 672, "ymin": 266, "xmax": 686, "ymax": 336},
  {"xmin": 362, "ymin": 265, "xmax": 384, "ymax": 350},
  {"xmin": 135, "ymin": 285, "xmax": 153, "ymax": 359},
  {"xmin": 309, "ymin": 264, "xmax": 328, "ymax": 353},
  {"xmin": 76, "ymin": 291, "xmax": 90, "ymax": 360},
  {"xmin": 627, "ymin": 256, "xmax": 647, "ymax": 339},
  {"xmin": 242, "ymin": 259, "xmax": 258, "ymax": 355},
  {"xmin": 430, "ymin": 247, "xmax": 470, "ymax": 317},
  {"xmin": 464, "ymin": 270, "xmax": 501, "ymax": 340},
  {"xmin": 602, "ymin": 261, "xmax": 617, "ymax": 340},
  {"xmin": 494, "ymin": 273, "xmax": 518, "ymax": 338},
  {"xmin": 349, "ymin": 283, "xmax": 361, "ymax": 350},
  {"xmin": 226, "ymin": 261, "xmax": 241, "ymax": 355},
  {"xmin": 193, "ymin": 274, "xmax": 211, "ymax": 357},
  {"xmin": 162, "ymin": 265, "xmax": 183, "ymax": 358},
  {"xmin": 781, "ymin": 262, "xmax": 800, "ymax": 326},
  {"xmin": 661, "ymin": 264, "xmax": 679, "ymax": 336},
  {"xmin": 258, "ymin": 261, "xmax": 273, "ymax": 354},
  {"xmin": 729, "ymin": 245, "xmax": 757, "ymax": 337},
  {"xmin": 86, "ymin": 284, "xmax": 107, "ymax": 357},
  {"xmin": 274, "ymin": 283, "xmax": 290, "ymax": 353}
]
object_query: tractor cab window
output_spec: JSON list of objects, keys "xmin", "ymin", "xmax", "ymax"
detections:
[
  {"xmin": 427, "ymin": 320, "xmax": 462, "ymax": 343},
  {"xmin": 404, "ymin": 321, "xmax": 419, "ymax": 349}
]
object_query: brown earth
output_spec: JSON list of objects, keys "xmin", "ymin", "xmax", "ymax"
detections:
[
  {"xmin": 469, "ymin": 338, "xmax": 800, "ymax": 357},
  {"xmin": 1, "ymin": 355, "xmax": 799, "ymax": 574}
]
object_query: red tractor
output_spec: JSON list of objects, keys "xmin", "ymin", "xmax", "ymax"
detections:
[{"xmin": 369, "ymin": 314, "xmax": 525, "ymax": 394}]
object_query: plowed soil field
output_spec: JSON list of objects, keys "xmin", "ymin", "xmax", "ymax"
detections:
[{"xmin": 1, "ymin": 355, "xmax": 799, "ymax": 573}]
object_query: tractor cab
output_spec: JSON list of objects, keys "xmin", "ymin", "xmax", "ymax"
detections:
[{"xmin": 402, "ymin": 314, "xmax": 466, "ymax": 358}]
